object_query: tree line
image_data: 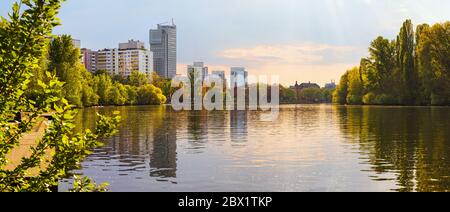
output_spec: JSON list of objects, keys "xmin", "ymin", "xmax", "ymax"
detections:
[
  {"xmin": 334, "ymin": 20, "xmax": 449, "ymax": 106},
  {"xmin": 26, "ymin": 35, "xmax": 168, "ymax": 107},
  {"xmin": 280, "ymin": 86, "xmax": 334, "ymax": 104}
]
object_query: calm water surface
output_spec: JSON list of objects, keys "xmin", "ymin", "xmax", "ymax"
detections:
[{"xmin": 60, "ymin": 105, "xmax": 450, "ymax": 192}]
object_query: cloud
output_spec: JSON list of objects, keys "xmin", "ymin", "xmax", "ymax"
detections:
[
  {"xmin": 218, "ymin": 43, "xmax": 357, "ymax": 66},
  {"xmin": 215, "ymin": 43, "xmax": 362, "ymax": 86}
]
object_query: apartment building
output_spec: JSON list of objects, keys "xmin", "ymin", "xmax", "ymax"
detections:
[
  {"xmin": 96, "ymin": 40, "xmax": 153, "ymax": 77},
  {"xmin": 81, "ymin": 48, "xmax": 98, "ymax": 73}
]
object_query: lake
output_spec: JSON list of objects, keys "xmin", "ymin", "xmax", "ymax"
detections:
[{"xmin": 60, "ymin": 105, "xmax": 450, "ymax": 192}]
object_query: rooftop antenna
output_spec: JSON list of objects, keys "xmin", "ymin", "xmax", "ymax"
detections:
[{"xmin": 171, "ymin": 18, "xmax": 174, "ymax": 25}]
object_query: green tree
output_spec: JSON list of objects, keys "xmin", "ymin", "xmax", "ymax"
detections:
[
  {"xmin": 124, "ymin": 85, "xmax": 138, "ymax": 105},
  {"xmin": 416, "ymin": 22, "xmax": 450, "ymax": 105},
  {"xmin": 333, "ymin": 72, "xmax": 350, "ymax": 104},
  {"xmin": 94, "ymin": 73, "xmax": 113, "ymax": 105},
  {"xmin": 48, "ymin": 34, "xmax": 83, "ymax": 106},
  {"xmin": 128, "ymin": 71, "xmax": 149, "ymax": 87},
  {"xmin": 0, "ymin": 0, "xmax": 119, "ymax": 192},
  {"xmin": 397, "ymin": 20, "xmax": 418, "ymax": 104},
  {"xmin": 137, "ymin": 84, "xmax": 167, "ymax": 105},
  {"xmin": 365, "ymin": 37, "xmax": 398, "ymax": 94},
  {"xmin": 346, "ymin": 67, "xmax": 364, "ymax": 105}
]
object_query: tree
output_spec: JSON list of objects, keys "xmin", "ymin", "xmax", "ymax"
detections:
[
  {"xmin": 128, "ymin": 71, "xmax": 149, "ymax": 87},
  {"xmin": 94, "ymin": 73, "xmax": 113, "ymax": 105},
  {"xmin": 0, "ymin": 0, "xmax": 119, "ymax": 192},
  {"xmin": 151, "ymin": 72, "xmax": 176, "ymax": 102},
  {"xmin": 416, "ymin": 22, "xmax": 450, "ymax": 105},
  {"xmin": 346, "ymin": 67, "xmax": 364, "ymax": 105},
  {"xmin": 365, "ymin": 37, "xmax": 397, "ymax": 94},
  {"xmin": 397, "ymin": 20, "xmax": 418, "ymax": 104},
  {"xmin": 80, "ymin": 68, "xmax": 99, "ymax": 107},
  {"xmin": 107, "ymin": 83, "xmax": 127, "ymax": 106},
  {"xmin": 137, "ymin": 84, "xmax": 167, "ymax": 105},
  {"xmin": 333, "ymin": 72, "xmax": 349, "ymax": 104},
  {"xmin": 124, "ymin": 85, "xmax": 138, "ymax": 105},
  {"xmin": 48, "ymin": 35, "xmax": 83, "ymax": 106}
]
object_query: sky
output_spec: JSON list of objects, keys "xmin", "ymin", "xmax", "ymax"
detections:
[{"xmin": 1, "ymin": 0, "xmax": 449, "ymax": 86}]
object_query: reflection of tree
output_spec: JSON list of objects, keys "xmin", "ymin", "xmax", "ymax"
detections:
[
  {"xmin": 74, "ymin": 106, "xmax": 178, "ymax": 179},
  {"xmin": 336, "ymin": 106, "xmax": 450, "ymax": 192},
  {"xmin": 186, "ymin": 110, "xmax": 209, "ymax": 152},
  {"xmin": 149, "ymin": 106, "xmax": 177, "ymax": 179}
]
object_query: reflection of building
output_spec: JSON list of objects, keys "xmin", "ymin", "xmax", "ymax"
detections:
[
  {"xmin": 230, "ymin": 111, "xmax": 248, "ymax": 143},
  {"xmin": 150, "ymin": 22, "xmax": 177, "ymax": 79},
  {"xmin": 187, "ymin": 62, "xmax": 209, "ymax": 82},
  {"xmin": 149, "ymin": 107, "xmax": 178, "ymax": 179},
  {"xmin": 150, "ymin": 128, "xmax": 177, "ymax": 178},
  {"xmin": 96, "ymin": 40, "xmax": 153, "ymax": 77},
  {"xmin": 230, "ymin": 67, "xmax": 248, "ymax": 88}
]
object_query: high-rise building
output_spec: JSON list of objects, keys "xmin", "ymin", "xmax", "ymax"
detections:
[
  {"xmin": 230, "ymin": 67, "xmax": 248, "ymax": 87},
  {"xmin": 187, "ymin": 62, "xmax": 209, "ymax": 82},
  {"xmin": 96, "ymin": 40, "xmax": 153, "ymax": 77},
  {"xmin": 81, "ymin": 48, "xmax": 98, "ymax": 73},
  {"xmin": 150, "ymin": 22, "xmax": 177, "ymax": 79}
]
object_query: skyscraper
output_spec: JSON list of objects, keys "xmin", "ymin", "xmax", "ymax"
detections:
[{"xmin": 150, "ymin": 21, "xmax": 177, "ymax": 79}]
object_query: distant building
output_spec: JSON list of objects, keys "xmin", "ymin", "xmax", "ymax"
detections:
[
  {"xmin": 97, "ymin": 48, "xmax": 119, "ymax": 75},
  {"xmin": 150, "ymin": 21, "xmax": 177, "ymax": 79},
  {"xmin": 71, "ymin": 39, "xmax": 81, "ymax": 49},
  {"xmin": 325, "ymin": 81, "xmax": 337, "ymax": 89},
  {"xmin": 119, "ymin": 39, "xmax": 145, "ymax": 50},
  {"xmin": 211, "ymin": 70, "xmax": 227, "ymax": 87},
  {"xmin": 291, "ymin": 81, "xmax": 320, "ymax": 90},
  {"xmin": 96, "ymin": 40, "xmax": 153, "ymax": 77},
  {"xmin": 230, "ymin": 67, "xmax": 248, "ymax": 88},
  {"xmin": 81, "ymin": 48, "xmax": 98, "ymax": 73},
  {"xmin": 187, "ymin": 62, "xmax": 209, "ymax": 82}
]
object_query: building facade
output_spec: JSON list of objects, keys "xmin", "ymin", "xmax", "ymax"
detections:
[
  {"xmin": 96, "ymin": 40, "xmax": 153, "ymax": 77},
  {"xmin": 187, "ymin": 62, "xmax": 209, "ymax": 83},
  {"xmin": 150, "ymin": 22, "xmax": 177, "ymax": 79},
  {"xmin": 81, "ymin": 48, "xmax": 98, "ymax": 73},
  {"xmin": 211, "ymin": 70, "xmax": 227, "ymax": 87}
]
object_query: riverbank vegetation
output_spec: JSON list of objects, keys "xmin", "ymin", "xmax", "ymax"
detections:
[
  {"xmin": 1, "ymin": 0, "xmax": 119, "ymax": 192},
  {"xmin": 334, "ymin": 20, "xmax": 449, "ymax": 106},
  {"xmin": 280, "ymin": 86, "xmax": 334, "ymax": 104}
]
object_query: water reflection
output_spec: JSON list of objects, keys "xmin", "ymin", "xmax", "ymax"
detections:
[
  {"xmin": 230, "ymin": 111, "xmax": 248, "ymax": 144},
  {"xmin": 149, "ymin": 106, "xmax": 177, "ymax": 179},
  {"xmin": 62, "ymin": 105, "xmax": 450, "ymax": 192},
  {"xmin": 336, "ymin": 106, "xmax": 450, "ymax": 192}
]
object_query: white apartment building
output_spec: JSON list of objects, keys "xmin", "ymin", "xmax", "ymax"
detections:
[{"xmin": 96, "ymin": 40, "xmax": 153, "ymax": 77}]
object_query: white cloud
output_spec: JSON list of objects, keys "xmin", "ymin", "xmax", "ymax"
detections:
[{"xmin": 213, "ymin": 43, "xmax": 362, "ymax": 86}]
